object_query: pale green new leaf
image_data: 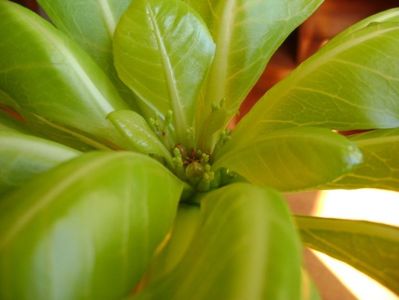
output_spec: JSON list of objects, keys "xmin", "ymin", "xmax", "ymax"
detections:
[
  {"xmin": 296, "ymin": 216, "xmax": 399, "ymax": 294},
  {"xmin": 233, "ymin": 18, "xmax": 399, "ymax": 145},
  {"xmin": 195, "ymin": 0, "xmax": 323, "ymax": 146},
  {"xmin": 327, "ymin": 129, "xmax": 399, "ymax": 190},
  {"xmin": 0, "ymin": 131, "xmax": 80, "ymax": 194},
  {"xmin": 107, "ymin": 110, "xmax": 172, "ymax": 165},
  {"xmin": 214, "ymin": 127, "xmax": 363, "ymax": 191},
  {"xmin": 0, "ymin": 152, "xmax": 184, "ymax": 300},
  {"xmin": 132, "ymin": 183, "xmax": 301, "ymax": 300},
  {"xmin": 0, "ymin": 1, "xmax": 129, "ymax": 148},
  {"xmin": 37, "ymin": 0, "xmax": 140, "ymax": 109},
  {"xmin": 113, "ymin": 0, "xmax": 215, "ymax": 146}
]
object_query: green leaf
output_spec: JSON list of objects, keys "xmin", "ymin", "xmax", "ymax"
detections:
[
  {"xmin": 132, "ymin": 183, "xmax": 301, "ymax": 300},
  {"xmin": 107, "ymin": 110, "xmax": 172, "ymax": 165},
  {"xmin": 113, "ymin": 0, "xmax": 215, "ymax": 146},
  {"xmin": 0, "ymin": 152, "xmax": 184, "ymax": 300},
  {"xmin": 214, "ymin": 127, "xmax": 363, "ymax": 191},
  {"xmin": 146, "ymin": 204, "xmax": 201, "ymax": 282},
  {"xmin": 327, "ymin": 129, "xmax": 399, "ymax": 190},
  {"xmin": 296, "ymin": 216, "xmax": 399, "ymax": 295},
  {"xmin": 0, "ymin": 131, "xmax": 80, "ymax": 194},
  {"xmin": 0, "ymin": 1, "xmax": 129, "ymax": 148},
  {"xmin": 301, "ymin": 270, "xmax": 321, "ymax": 300},
  {"xmin": 194, "ymin": 0, "xmax": 323, "ymax": 148},
  {"xmin": 0, "ymin": 109, "xmax": 29, "ymax": 133},
  {"xmin": 233, "ymin": 16, "xmax": 399, "ymax": 145},
  {"xmin": 37, "ymin": 0, "xmax": 140, "ymax": 110}
]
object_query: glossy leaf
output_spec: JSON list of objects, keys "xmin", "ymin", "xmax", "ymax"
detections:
[
  {"xmin": 132, "ymin": 183, "xmax": 301, "ymax": 300},
  {"xmin": 296, "ymin": 216, "xmax": 399, "ymax": 294},
  {"xmin": 214, "ymin": 127, "xmax": 363, "ymax": 191},
  {"xmin": 114, "ymin": 0, "xmax": 215, "ymax": 146},
  {"xmin": 195, "ymin": 0, "xmax": 323, "ymax": 147},
  {"xmin": 233, "ymin": 18, "xmax": 399, "ymax": 145},
  {"xmin": 327, "ymin": 129, "xmax": 399, "ymax": 190},
  {"xmin": 0, "ymin": 152, "xmax": 184, "ymax": 300},
  {"xmin": 37, "ymin": 0, "xmax": 140, "ymax": 109},
  {"xmin": 0, "ymin": 131, "xmax": 80, "ymax": 194},
  {"xmin": 107, "ymin": 110, "xmax": 172, "ymax": 165},
  {"xmin": 0, "ymin": 1, "xmax": 129, "ymax": 147}
]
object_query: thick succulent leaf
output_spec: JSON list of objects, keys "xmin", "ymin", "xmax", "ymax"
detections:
[
  {"xmin": 0, "ymin": 1, "xmax": 129, "ymax": 148},
  {"xmin": 233, "ymin": 18, "xmax": 399, "ymax": 145},
  {"xmin": 37, "ymin": 0, "xmax": 139, "ymax": 110},
  {"xmin": 145, "ymin": 204, "xmax": 201, "ymax": 282},
  {"xmin": 327, "ymin": 129, "xmax": 399, "ymax": 190},
  {"xmin": 132, "ymin": 183, "xmax": 301, "ymax": 300},
  {"xmin": 214, "ymin": 127, "xmax": 362, "ymax": 191},
  {"xmin": 107, "ymin": 110, "xmax": 172, "ymax": 165},
  {"xmin": 0, "ymin": 131, "xmax": 80, "ymax": 194},
  {"xmin": 0, "ymin": 152, "xmax": 183, "ymax": 300},
  {"xmin": 194, "ymin": 0, "xmax": 323, "ymax": 145},
  {"xmin": 296, "ymin": 216, "xmax": 399, "ymax": 294},
  {"xmin": 113, "ymin": 0, "xmax": 215, "ymax": 146}
]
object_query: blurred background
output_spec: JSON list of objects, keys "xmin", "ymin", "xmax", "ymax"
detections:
[{"xmin": 11, "ymin": 0, "xmax": 399, "ymax": 299}]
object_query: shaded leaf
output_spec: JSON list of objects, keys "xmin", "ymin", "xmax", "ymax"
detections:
[
  {"xmin": 132, "ymin": 183, "xmax": 301, "ymax": 300},
  {"xmin": 37, "ymin": 0, "xmax": 140, "ymax": 109},
  {"xmin": 296, "ymin": 216, "xmax": 399, "ymax": 295},
  {"xmin": 0, "ymin": 1, "xmax": 129, "ymax": 148},
  {"xmin": 114, "ymin": 0, "xmax": 215, "ymax": 146},
  {"xmin": 301, "ymin": 270, "xmax": 321, "ymax": 300},
  {"xmin": 0, "ymin": 109, "xmax": 29, "ymax": 133},
  {"xmin": 146, "ymin": 203, "xmax": 201, "ymax": 282},
  {"xmin": 0, "ymin": 152, "xmax": 183, "ymax": 300},
  {"xmin": 327, "ymin": 129, "xmax": 399, "ymax": 190},
  {"xmin": 233, "ymin": 15, "xmax": 399, "ymax": 146},
  {"xmin": 214, "ymin": 127, "xmax": 362, "ymax": 191},
  {"xmin": 194, "ymin": 0, "xmax": 323, "ymax": 148},
  {"xmin": 107, "ymin": 110, "xmax": 172, "ymax": 165},
  {"xmin": 0, "ymin": 131, "xmax": 80, "ymax": 194}
]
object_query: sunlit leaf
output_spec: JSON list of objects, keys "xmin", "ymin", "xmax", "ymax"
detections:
[
  {"xmin": 114, "ymin": 0, "xmax": 215, "ymax": 146},
  {"xmin": 37, "ymin": 0, "xmax": 140, "ymax": 109},
  {"xmin": 0, "ymin": 131, "xmax": 80, "ymax": 194},
  {"xmin": 214, "ymin": 127, "xmax": 362, "ymax": 191},
  {"xmin": 132, "ymin": 183, "xmax": 301, "ymax": 300},
  {"xmin": 296, "ymin": 216, "xmax": 399, "ymax": 294},
  {"xmin": 0, "ymin": 152, "xmax": 183, "ymax": 300},
  {"xmin": 194, "ymin": 0, "xmax": 323, "ymax": 148},
  {"xmin": 0, "ymin": 1, "xmax": 129, "ymax": 148},
  {"xmin": 233, "ymin": 16, "xmax": 399, "ymax": 146},
  {"xmin": 327, "ymin": 129, "xmax": 399, "ymax": 190}
]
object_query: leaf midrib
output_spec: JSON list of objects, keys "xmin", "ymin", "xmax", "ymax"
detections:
[
  {"xmin": 146, "ymin": 3, "xmax": 187, "ymax": 141},
  {"xmin": 13, "ymin": 5, "xmax": 117, "ymax": 114}
]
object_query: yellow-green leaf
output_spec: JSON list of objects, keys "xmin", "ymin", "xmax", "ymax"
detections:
[
  {"xmin": 0, "ymin": 152, "xmax": 183, "ymax": 300},
  {"xmin": 215, "ymin": 127, "xmax": 362, "ymax": 191},
  {"xmin": 296, "ymin": 216, "xmax": 399, "ymax": 295}
]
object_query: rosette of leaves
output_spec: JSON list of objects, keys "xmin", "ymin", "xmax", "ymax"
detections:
[{"xmin": 0, "ymin": 0, "xmax": 399, "ymax": 299}]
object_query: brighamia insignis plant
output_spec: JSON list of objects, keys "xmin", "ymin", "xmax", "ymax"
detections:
[{"xmin": 0, "ymin": 0, "xmax": 399, "ymax": 299}]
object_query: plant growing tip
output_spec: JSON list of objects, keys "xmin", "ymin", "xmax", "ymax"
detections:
[{"xmin": 1, "ymin": 0, "xmax": 399, "ymax": 299}]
